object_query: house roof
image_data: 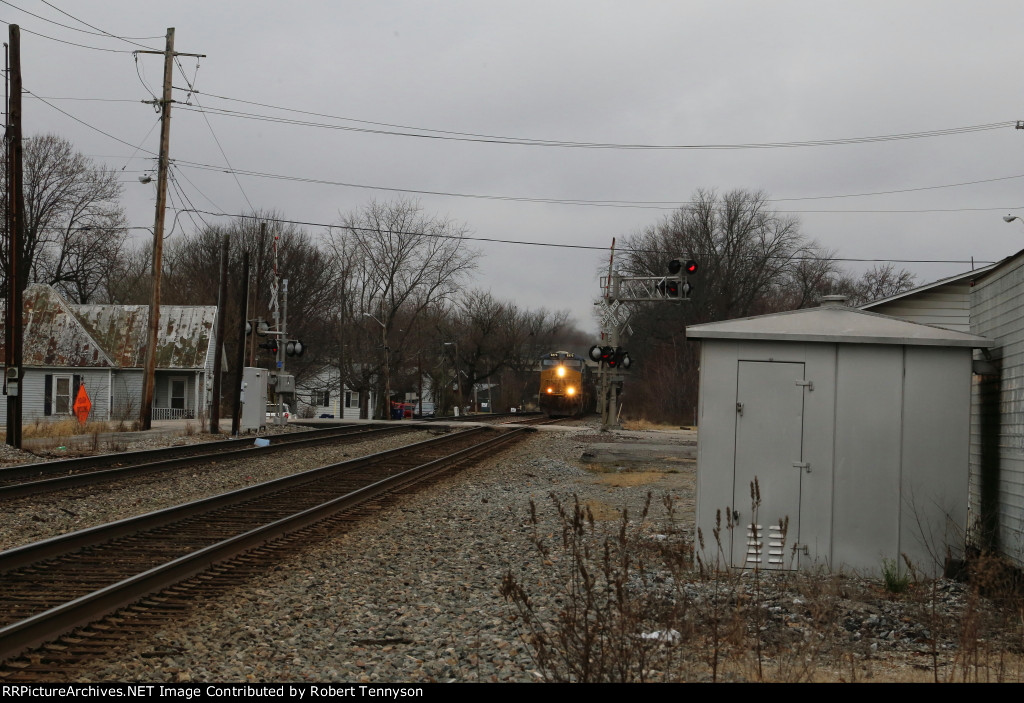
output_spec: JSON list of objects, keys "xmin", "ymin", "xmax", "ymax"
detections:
[
  {"xmin": 1, "ymin": 284, "xmax": 217, "ymax": 369},
  {"xmin": 72, "ymin": 303, "xmax": 216, "ymax": 369},
  {"xmin": 19, "ymin": 285, "xmax": 114, "ymax": 367},
  {"xmin": 859, "ymin": 263, "xmax": 998, "ymax": 311},
  {"xmin": 686, "ymin": 299, "xmax": 994, "ymax": 348}
]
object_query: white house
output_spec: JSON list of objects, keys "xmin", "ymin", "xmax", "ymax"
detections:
[{"xmin": 0, "ymin": 284, "xmax": 219, "ymax": 423}]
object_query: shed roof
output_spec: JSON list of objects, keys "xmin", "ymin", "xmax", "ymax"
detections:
[{"xmin": 686, "ymin": 301, "xmax": 994, "ymax": 348}]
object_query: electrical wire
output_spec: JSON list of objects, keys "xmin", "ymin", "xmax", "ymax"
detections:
[
  {"xmin": 26, "ymin": 94, "xmax": 145, "ymax": 103},
  {"xmin": 164, "ymin": 207, "xmax": 996, "ymax": 266},
  {"xmin": 174, "ymin": 91, "xmax": 1014, "ymax": 151},
  {"xmin": 173, "ymin": 160, "xmax": 1022, "ymax": 214},
  {"xmin": 31, "ymin": 87, "xmax": 1024, "ymax": 216},
  {"xmin": 170, "ymin": 162, "xmax": 226, "ymax": 214},
  {"xmin": 0, "ymin": 0, "xmax": 162, "ymax": 40},
  {"xmin": 38, "ymin": 0, "xmax": 159, "ymax": 51},
  {"xmin": 174, "ymin": 56, "xmax": 254, "ymax": 212},
  {"xmin": 6, "ymin": 22, "xmax": 138, "ymax": 53},
  {"xmin": 168, "ymin": 168, "xmax": 210, "ymax": 231},
  {"xmin": 27, "ymin": 89, "xmax": 159, "ymax": 154}
]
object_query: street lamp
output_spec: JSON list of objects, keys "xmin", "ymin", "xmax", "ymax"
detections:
[
  {"xmin": 363, "ymin": 312, "xmax": 390, "ymax": 420},
  {"xmin": 1004, "ymin": 214, "xmax": 1023, "ymax": 225}
]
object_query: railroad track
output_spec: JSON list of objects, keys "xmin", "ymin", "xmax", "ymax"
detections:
[
  {"xmin": 0, "ymin": 424, "xmax": 530, "ymax": 672},
  {"xmin": 506, "ymin": 415, "xmax": 568, "ymax": 426},
  {"xmin": 0, "ymin": 424, "xmax": 418, "ymax": 499}
]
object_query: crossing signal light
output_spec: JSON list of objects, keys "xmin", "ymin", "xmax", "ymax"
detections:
[
  {"xmin": 684, "ymin": 259, "xmax": 698, "ymax": 274},
  {"xmin": 668, "ymin": 259, "xmax": 682, "ymax": 275},
  {"xmin": 599, "ymin": 346, "xmax": 615, "ymax": 365},
  {"xmin": 656, "ymin": 278, "xmax": 680, "ymax": 298},
  {"xmin": 259, "ymin": 340, "xmax": 279, "ymax": 355},
  {"xmin": 608, "ymin": 347, "xmax": 632, "ymax": 369},
  {"xmin": 285, "ymin": 340, "xmax": 305, "ymax": 357}
]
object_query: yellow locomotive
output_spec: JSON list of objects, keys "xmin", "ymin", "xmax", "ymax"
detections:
[{"xmin": 538, "ymin": 351, "xmax": 590, "ymax": 416}]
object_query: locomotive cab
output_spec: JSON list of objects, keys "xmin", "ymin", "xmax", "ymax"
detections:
[{"xmin": 538, "ymin": 351, "xmax": 589, "ymax": 416}]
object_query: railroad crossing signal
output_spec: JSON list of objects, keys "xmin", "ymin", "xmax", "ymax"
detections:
[{"xmin": 607, "ymin": 348, "xmax": 631, "ymax": 369}]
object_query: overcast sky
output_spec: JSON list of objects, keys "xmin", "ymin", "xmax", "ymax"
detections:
[{"xmin": 5, "ymin": 1, "xmax": 1024, "ymax": 333}]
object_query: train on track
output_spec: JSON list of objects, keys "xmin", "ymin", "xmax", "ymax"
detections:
[{"xmin": 538, "ymin": 351, "xmax": 593, "ymax": 417}]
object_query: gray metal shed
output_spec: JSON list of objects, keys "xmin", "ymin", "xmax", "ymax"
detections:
[{"xmin": 686, "ymin": 296, "xmax": 993, "ymax": 576}]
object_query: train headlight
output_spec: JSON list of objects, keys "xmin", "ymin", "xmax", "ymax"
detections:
[
  {"xmin": 567, "ymin": 386, "xmax": 576, "ymax": 396},
  {"xmin": 546, "ymin": 387, "xmax": 554, "ymax": 394},
  {"xmin": 557, "ymin": 366, "xmax": 566, "ymax": 377}
]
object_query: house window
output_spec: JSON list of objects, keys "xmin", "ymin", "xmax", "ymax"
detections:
[
  {"xmin": 45, "ymin": 373, "xmax": 80, "ymax": 416},
  {"xmin": 345, "ymin": 391, "xmax": 354, "ymax": 408},
  {"xmin": 170, "ymin": 377, "xmax": 187, "ymax": 410},
  {"xmin": 313, "ymin": 390, "xmax": 330, "ymax": 407},
  {"xmin": 54, "ymin": 375, "xmax": 72, "ymax": 415}
]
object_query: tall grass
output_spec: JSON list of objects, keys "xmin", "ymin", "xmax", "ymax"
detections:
[{"xmin": 502, "ymin": 487, "xmax": 1024, "ymax": 682}]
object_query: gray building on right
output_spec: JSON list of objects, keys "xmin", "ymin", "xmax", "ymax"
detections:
[
  {"xmin": 965, "ymin": 252, "xmax": 1024, "ymax": 567},
  {"xmin": 863, "ymin": 251, "xmax": 1024, "ymax": 568}
]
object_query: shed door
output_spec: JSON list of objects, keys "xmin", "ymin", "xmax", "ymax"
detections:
[{"xmin": 733, "ymin": 361, "xmax": 805, "ymax": 569}]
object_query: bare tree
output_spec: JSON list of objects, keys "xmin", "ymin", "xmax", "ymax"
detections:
[
  {"xmin": 325, "ymin": 198, "xmax": 478, "ymax": 418},
  {"xmin": 1, "ymin": 134, "xmax": 128, "ymax": 302},
  {"xmin": 617, "ymin": 188, "xmax": 832, "ymax": 423},
  {"xmin": 843, "ymin": 263, "xmax": 917, "ymax": 306}
]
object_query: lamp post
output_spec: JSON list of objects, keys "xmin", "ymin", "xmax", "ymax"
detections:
[
  {"xmin": 363, "ymin": 312, "xmax": 390, "ymax": 420},
  {"xmin": 1004, "ymin": 214, "xmax": 1024, "ymax": 226}
]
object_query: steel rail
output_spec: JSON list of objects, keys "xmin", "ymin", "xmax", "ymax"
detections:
[
  {"xmin": 0, "ymin": 424, "xmax": 417, "ymax": 499},
  {"xmin": 0, "ymin": 426, "xmax": 529, "ymax": 660}
]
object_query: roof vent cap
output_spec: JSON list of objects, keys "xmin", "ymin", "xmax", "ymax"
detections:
[{"xmin": 820, "ymin": 294, "xmax": 849, "ymax": 308}]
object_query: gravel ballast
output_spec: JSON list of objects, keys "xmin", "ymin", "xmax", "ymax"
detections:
[{"xmin": 6, "ymin": 422, "xmax": 1023, "ymax": 683}]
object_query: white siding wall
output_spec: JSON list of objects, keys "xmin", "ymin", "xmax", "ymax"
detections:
[
  {"xmin": 0, "ymin": 368, "xmax": 112, "ymax": 423},
  {"xmin": 111, "ymin": 371, "xmax": 143, "ymax": 420},
  {"xmin": 867, "ymin": 283, "xmax": 973, "ymax": 333},
  {"xmin": 970, "ymin": 256, "xmax": 1024, "ymax": 568}
]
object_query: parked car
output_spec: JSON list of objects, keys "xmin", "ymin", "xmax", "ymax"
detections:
[{"xmin": 266, "ymin": 403, "xmax": 291, "ymax": 421}]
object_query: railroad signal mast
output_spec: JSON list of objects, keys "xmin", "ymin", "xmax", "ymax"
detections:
[{"xmin": 595, "ymin": 243, "xmax": 697, "ymax": 430}]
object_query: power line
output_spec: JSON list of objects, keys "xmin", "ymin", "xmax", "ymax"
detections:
[
  {"xmin": 31, "ymin": 90, "xmax": 1024, "ymax": 215},
  {"xmin": 174, "ymin": 56, "xmax": 254, "ymax": 212},
  {"xmin": 0, "ymin": 0, "xmax": 162, "ymax": 40},
  {"xmin": 170, "ymin": 162, "xmax": 226, "ymax": 214},
  {"xmin": 38, "ymin": 0, "xmax": 158, "ymax": 51},
  {"xmin": 174, "ymin": 160, "xmax": 1022, "ymax": 214},
  {"xmin": 165, "ymin": 207, "xmax": 995, "ymax": 266},
  {"xmin": 175, "ymin": 99, "xmax": 1013, "ymax": 151},
  {"xmin": 5, "ymin": 22, "xmax": 138, "ymax": 53},
  {"xmin": 177, "ymin": 86, "xmax": 1014, "ymax": 151},
  {"xmin": 26, "ymin": 94, "xmax": 144, "ymax": 103},
  {"xmin": 28, "ymin": 90, "xmax": 160, "ymax": 154}
]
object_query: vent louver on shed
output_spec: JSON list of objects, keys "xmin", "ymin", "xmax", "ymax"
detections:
[{"xmin": 744, "ymin": 523, "xmax": 787, "ymax": 567}]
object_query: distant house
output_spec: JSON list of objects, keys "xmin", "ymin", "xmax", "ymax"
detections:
[
  {"xmin": 0, "ymin": 284, "xmax": 219, "ymax": 423},
  {"xmin": 293, "ymin": 365, "xmax": 378, "ymax": 419}
]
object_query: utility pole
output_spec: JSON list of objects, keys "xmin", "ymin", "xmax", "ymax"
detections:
[
  {"xmin": 210, "ymin": 231, "xmax": 229, "ymax": 433},
  {"xmin": 136, "ymin": 29, "xmax": 204, "ymax": 430},
  {"xmin": 5, "ymin": 25, "xmax": 23, "ymax": 448},
  {"xmin": 231, "ymin": 252, "xmax": 249, "ymax": 436}
]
